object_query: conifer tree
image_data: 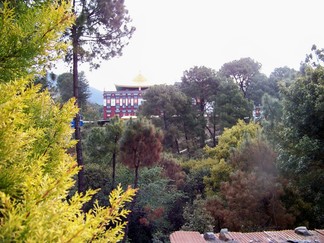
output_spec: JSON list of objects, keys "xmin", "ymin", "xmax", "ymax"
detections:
[
  {"xmin": 0, "ymin": 80, "xmax": 136, "ymax": 242},
  {"xmin": 278, "ymin": 52, "xmax": 324, "ymax": 227},
  {"xmin": 84, "ymin": 116, "xmax": 124, "ymax": 190},
  {"xmin": 180, "ymin": 66, "xmax": 220, "ymax": 148},
  {"xmin": 0, "ymin": 0, "xmax": 73, "ymax": 81},
  {"xmin": 119, "ymin": 119, "xmax": 163, "ymax": 189},
  {"xmin": 119, "ymin": 118, "xmax": 163, "ymax": 241},
  {"xmin": 66, "ymin": 0, "xmax": 135, "ymax": 192},
  {"xmin": 0, "ymin": 1, "xmax": 136, "ymax": 241}
]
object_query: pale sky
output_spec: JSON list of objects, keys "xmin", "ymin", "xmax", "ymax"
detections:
[{"xmin": 56, "ymin": 0, "xmax": 324, "ymax": 91}]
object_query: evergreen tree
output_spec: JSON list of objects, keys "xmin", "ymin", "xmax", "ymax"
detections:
[
  {"xmin": 220, "ymin": 57, "xmax": 261, "ymax": 97},
  {"xmin": 139, "ymin": 84, "xmax": 194, "ymax": 153},
  {"xmin": 119, "ymin": 119, "xmax": 163, "ymax": 189},
  {"xmin": 57, "ymin": 71, "xmax": 90, "ymax": 109},
  {"xmin": 268, "ymin": 66, "xmax": 298, "ymax": 93},
  {"xmin": 181, "ymin": 196, "xmax": 215, "ymax": 233},
  {"xmin": 261, "ymin": 93, "xmax": 284, "ymax": 145},
  {"xmin": 119, "ymin": 118, "xmax": 163, "ymax": 241},
  {"xmin": 209, "ymin": 79, "xmax": 253, "ymax": 143},
  {"xmin": 84, "ymin": 116, "xmax": 124, "ymax": 190},
  {"xmin": 66, "ymin": 0, "xmax": 135, "ymax": 192},
  {"xmin": 0, "ymin": 79, "xmax": 136, "ymax": 242},
  {"xmin": 278, "ymin": 59, "xmax": 324, "ymax": 227},
  {"xmin": 0, "ymin": 0, "xmax": 73, "ymax": 81},
  {"xmin": 0, "ymin": 1, "xmax": 136, "ymax": 240},
  {"xmin": 180, "ymin": 66, "xmax": 220, "ymax": 148},
  {"xmin": 246, "ymin": 72, "xmax": 276, "ymax": 105}
]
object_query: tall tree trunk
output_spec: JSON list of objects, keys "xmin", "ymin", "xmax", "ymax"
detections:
[
  {"xmin": 122, "ymin": 164, "xmax": 140, "ymax": 243},
  {"xmin": 205, "ymin": 125, "xmax": 215, "ymax": 147},
  {"xmin": 199, "ymin": 115, "xmax": 206, "ymax": 148},
  {"xmin": 111, "ymin": 135, "xmax": 119, "ymax": 191},
  {"xmin": 111, "ymin": 149, "xmax": 116, "ymax": 191},
  {"xmin": 175, "ymin": 138, "xmax": 180, "ymax": 154},
  {"xmin": 134, "ymin": 165, "xmax": 139, "ymax": 189},
  {"xmin": 72, "ymin": 3, "xmax": 85, "ymax": 193},
  {"xmin": 213, "ymin": 121, "xmax": 217, "ymax": 147},
  {"xmin": 163, "ymin": 111, "xmax": 168, "ymax": 130},
  {"xmin": 211, "ymin": 111, "xmax": 217, "ymax": 147},
  {"xmin": 199, "ymin": 99, "xmax": 206, "ymax": 148},
  {"xmin": 183, "ymin": 122, "xmax": 190, "ymax": 158}
]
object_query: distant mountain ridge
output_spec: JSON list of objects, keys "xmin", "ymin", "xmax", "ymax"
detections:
[{"xmin": 89, "ymin": 86, "xmax": 103, "ymax": 105}]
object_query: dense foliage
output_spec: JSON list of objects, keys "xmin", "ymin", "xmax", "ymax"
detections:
[
  {"xmin": 277, "ymin": 63, "xmax": 324, "ymax": 227},
  {"xmin": 220, "ymin": 57, "xmax": 261, "ymax": 97},
  {"xmin": 2, "ymin": 0, "xmax": 324, "ymax": 241},
  {"xmin": 0, "ymin": 0, "xmax": 73, "ymax": 81},
  {"xmin": 0, "ymin": 53, "xmax": 137, "ymax": 243},
  {"xmin": 57, "ymin": 72, "xmax": 90, "ymax": 108},
  {"xmin": 81, "ymin": 54, "xmax": 324, "ymax": 241},
  {"xmin": 119, "ymin": 118, "xmax": 163, "ymax": 189},
  {"xmin": 0, "ymin": 1, "xmax": 136, "ymax": 241}
]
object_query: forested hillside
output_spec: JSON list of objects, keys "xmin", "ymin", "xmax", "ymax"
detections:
[
  {"xmin": 80, "ymin": 52, "xmax": 323, "ymax": 241},
  {"xmin": 0, "ymin": 1, "xmax": 323, "ymax": 242}
]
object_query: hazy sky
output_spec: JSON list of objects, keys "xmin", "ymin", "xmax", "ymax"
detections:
[{"xmin": 56, "ymin": 0, "xmax": 324, "ymax": 91}]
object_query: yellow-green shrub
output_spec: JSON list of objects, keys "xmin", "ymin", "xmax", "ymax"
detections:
[{"xmin": 0, "ymin": 79, "xmax": 136, "ymax": 242}]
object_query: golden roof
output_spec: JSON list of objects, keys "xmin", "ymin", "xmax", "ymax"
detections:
[
  {"xmin": 132, "ymin": 74, "xmax": 147, "ymax": 84},
  {"xmin": 114, "ymin": 74, "xmax": 151, "ymax": 90}
]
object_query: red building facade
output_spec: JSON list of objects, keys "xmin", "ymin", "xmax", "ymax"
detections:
[{"xmin": 103, "ymin": 74, "xmax": 150, "ymax": 119}]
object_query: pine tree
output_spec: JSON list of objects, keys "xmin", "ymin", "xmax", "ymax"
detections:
[{"xmin": 119, "ymin": 119, "xmax": 163, "ymax": 189}]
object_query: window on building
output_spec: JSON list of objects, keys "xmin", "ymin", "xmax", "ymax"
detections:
[{"xmin": 111, "ymin": 98, "xmax": 116, "ymax": 106}]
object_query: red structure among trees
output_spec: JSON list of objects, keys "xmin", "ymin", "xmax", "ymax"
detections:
[{"xmin": 103, "ymin": 74, "xmax": 151, "ymax": 119}]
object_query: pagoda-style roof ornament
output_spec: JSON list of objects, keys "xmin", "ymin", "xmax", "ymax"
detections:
[
  {"xmin": 114, "ymin": 73, "xmax": 151, "ymax": 91},
  {"xmin": 132, "ymin": 73, "xmax": 147, "ymax": 84}
]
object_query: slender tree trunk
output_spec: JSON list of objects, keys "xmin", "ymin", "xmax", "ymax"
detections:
[
  {"xmin": 205, "ymin": 124, "xmax": 216, "ymax": 147},
  {"xmin": 213, "ymin": 120, "xmax": 217, "ymax": 147},
  {"xmin": 111, "ymin": 149, "xmax": 116, "ymax": 191},
  {"xmin": 134, "ymin": 165, "xmax": 139, "ymax": 189},
  {"xmin": 162, "ymin": 111, "xmax": 168, "ymax": 130},
  {"xmin": 199, "ymin": 99, "xmax": 206, "ymax": 148},
  {"xmin": 200, "ymin": 99, "xmax": 205, "ymax": 114},
  {"xmin": 183, "ymin": 122, "xmax": 190, "ymax": 158},
  {"xmin": 240, "ymin": 81, "xmax": 247, "ymax": 98},
  {"xmin": 175, "ymin": 138, "xmax": 180, "ymax": 154},
  {"xmin": 199, "ymin": 115, "xmax": 206, "ymax": 148},
  {"xmin": 211, "ymin": 111, "xmax": 217, "ymax": 147},
  {"xmin": 72, "ymin": 4, "xmax": 85, "ymax": 193},
  {"xmin": 122, "ymin": 164, "xmax": 140, "ymax": 243}
]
